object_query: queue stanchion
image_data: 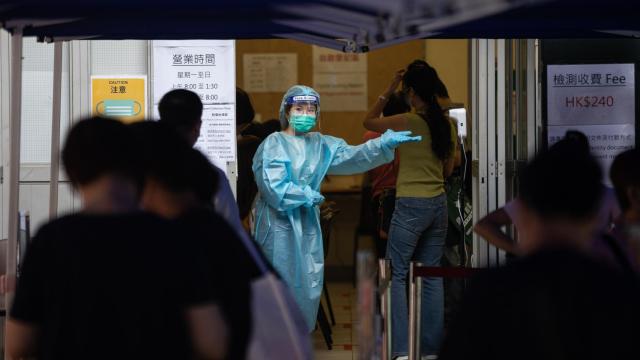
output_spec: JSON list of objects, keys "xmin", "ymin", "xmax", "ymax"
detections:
[
  {"xmin": 378, "ymin": 258, "xmax": 392, "ymax": 360},
  {"xmin": 357, "ymin": 250, "xmax": 376, "ymax": 360},
  {"xmin": 408, "ymin": 264, "xmax": 481, "ymax": 360}
]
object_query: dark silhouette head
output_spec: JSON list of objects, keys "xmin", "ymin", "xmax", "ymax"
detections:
[
  {"xmin": 62, "ymin": 117, "xmax": 142, "ymax": 192},
  {"xmin": 158, "ymin": 89, "xmax": 203, "ymax": 146},
  {"xmin": 610, "ymin": 148, "xmax": 640, "ymax": 212},
  {"xmin": 236, "ymin": 87, "xmax": 255, "ymax": 126},
  {"xmin": 559, "ymin": 130, "xmax": 590, "ymax": 156},
  {"xmin": 129, "ymin": 121, "xmax": 217, "ymax": 204},
  {"xmin": 520, "ymin": 138, "xmax": 603, "ymax": 222}
]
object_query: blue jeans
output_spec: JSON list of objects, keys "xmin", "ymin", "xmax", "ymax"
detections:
[{"xmin": 387, "ymin": 195, "xmax": 447, "ymax": 357}]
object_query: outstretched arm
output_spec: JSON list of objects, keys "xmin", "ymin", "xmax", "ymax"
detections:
[
  {"xmin": 473, "ymin": 207, "xmax": 519, "ymax": 255},
  {"xmin": 327, "ymin": 130, "xmax": 421, "ymax": 175},
  {"xmin": 363, "ymin": 69, "xmax": 409, "ymax": 133}
]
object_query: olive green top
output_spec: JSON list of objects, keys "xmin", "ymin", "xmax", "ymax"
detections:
[{"xmin": 396, "ymin": 112, "xmax": 457, "ymax": 198}]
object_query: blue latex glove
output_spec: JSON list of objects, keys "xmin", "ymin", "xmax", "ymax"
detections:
[
  {"xmin": 303, "ymin": 186, "xmax": 325, "ymax": 207},
  {"xmin": 380, "ymin": 129, "xmax": 422, "ymax": 149}
]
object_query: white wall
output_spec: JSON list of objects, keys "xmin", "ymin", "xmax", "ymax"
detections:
[{"xmin": 2, "ymin": 37, "xmax": 150, "ymax": 235}]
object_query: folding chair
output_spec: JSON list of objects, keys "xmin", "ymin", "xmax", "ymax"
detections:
[{"xmin": 316, "ymin": 202, "xmax": 339, "ymax": 349}]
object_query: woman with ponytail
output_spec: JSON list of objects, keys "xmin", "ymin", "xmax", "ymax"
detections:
[{"xmin": 363, "ymin": 62, "xmax": 458, "ymax": 359}]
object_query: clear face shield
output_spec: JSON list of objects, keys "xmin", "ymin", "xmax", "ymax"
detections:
[{"xmin": 285, "ymin": 95, "xmax": 320, "ymax": 134}]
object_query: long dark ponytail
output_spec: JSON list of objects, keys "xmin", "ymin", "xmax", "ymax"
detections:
[{"xmin": 402, "ymin": 63, "xmax": 452, "ymax": 161}]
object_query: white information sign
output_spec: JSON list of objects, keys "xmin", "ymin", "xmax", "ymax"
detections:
[
  {"xmin": 548, "ymin": 124, "xmax": 635, "ymax": 181},
  {"xmin": 152, "ymin": 40, "xmax": 236, "ymax": 173},
  {"xmin": 312, "ymin": 46, "xmax": 367, "ymax": 111},
  {"xmin": 547, "ymin": 63, "xmax": 635, "ymax": 183},
  {"xmin": 243, "ymin": 53, "xmax": 297, "ymax": 92}
]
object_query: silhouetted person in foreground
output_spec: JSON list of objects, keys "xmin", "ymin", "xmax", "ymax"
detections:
[
  {"xmin": 130, "ymin": 121, "xmax": 262, "ymax": 360},
  {"xmin": 158, "ymin": 89, "xmax": 245, "ymax": 237},
  {"xmin": 610, "ymin": 148, "xmax": 640, "ymax": 271},
  {"xmin": 7, "ymin": 118, "xmax": 227, "ymax": 360},
  {"xmin": 474, "ymin": 131, "xmax": 620, "ymax": 259},
  {"xmin": 439, "ymin": 138, "xmax": 640, "ymax": 360}
]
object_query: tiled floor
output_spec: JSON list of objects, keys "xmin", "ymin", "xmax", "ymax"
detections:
[{"xmin": 313, "ymin": 282, "xmax": 359, "ymax": 360}]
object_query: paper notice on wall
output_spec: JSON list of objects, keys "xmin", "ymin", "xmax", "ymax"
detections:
[
  {"xmin": 547, "ymin": 63, "xmax": 635, "ymax": 184},
  {"xmin": 548, "ymin": 124, "xmax": 635, "ymax": 183},
  {"xmin": 312, "ymin": 46, "xmax": 367, "ymax": 111},
  {"xmin": 196, "ymin": 105, "xmax": 236, "ymax": 166},
  {"xmin": 152, "ymin": 40, "xmax": 236, "ymax": 173},
  {"xmin": 243, "ymin": 53, "xmax": 297, "ymax": 92},
  {"xmin": 548, "ymin": 64, "xmax": 635, "ymax": 126}
]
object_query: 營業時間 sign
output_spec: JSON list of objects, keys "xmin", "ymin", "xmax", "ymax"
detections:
[{"xmin": 152, "ymin": 40, "xmax": 236, "ymax": 174}]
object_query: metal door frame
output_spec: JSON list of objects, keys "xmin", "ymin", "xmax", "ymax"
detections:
[{"xmin": 471, "ymin": 39, "xmax": 539, "ymax": 268}]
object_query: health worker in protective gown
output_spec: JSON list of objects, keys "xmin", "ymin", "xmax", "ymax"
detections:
[{"xmin": 252, "ymin": 85, "xmax": 422, "ymax": 331}]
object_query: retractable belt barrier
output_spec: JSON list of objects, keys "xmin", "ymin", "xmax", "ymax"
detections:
[
  {"xmin": 412, "ymin": 266, "xmax": 481, "ymax": 279},
  {"xmin": 408, "ymin": 263, "xmax": 481, "ymax": 360}
]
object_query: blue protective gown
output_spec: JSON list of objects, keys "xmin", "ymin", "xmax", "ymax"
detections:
[{"xmin": 252, "ymin": 131, "xmax": 395, "ymax": 331}]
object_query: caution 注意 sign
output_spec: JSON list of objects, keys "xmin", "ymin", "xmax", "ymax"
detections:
[{"xmin": 91, "ymin": 76, "xmax": 147, "ymax": 122}]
